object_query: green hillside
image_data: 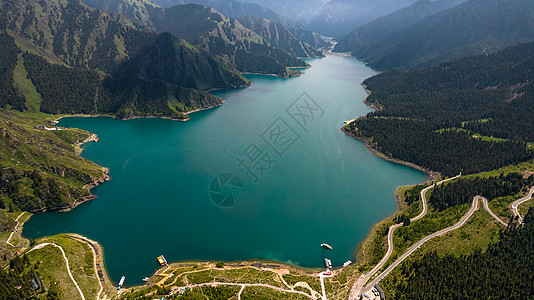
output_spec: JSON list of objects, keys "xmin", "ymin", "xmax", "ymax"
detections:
[{"xmin": 0, "ymin": 109, "xmax": 106, "ymax": 212}]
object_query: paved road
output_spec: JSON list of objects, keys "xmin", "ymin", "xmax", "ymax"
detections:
[
  {"xmin": 481, "ymin": 197, "xmax": 508, "ymax": 227},
  {"xmin": 348, "ymin": 175, "xmax": 460, "ymax": 299},
  {"xmin": 511, "ymin": 186, "xmax": 534, "ymax": 223},
  {"xmin": 29, "ymin": 243, "xmax": 86, "ymax": 300}
]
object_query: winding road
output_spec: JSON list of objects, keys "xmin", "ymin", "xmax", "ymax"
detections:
[
  {"xmin": 360, "ymin": 196, "xmax": 507, "ymax": 295},
  {"xmin": 511, "ymin": 186, "xmax": 534, "ymax": 223},
  {"xmin": 348, "ymin": 174, "xmax": 521, "ymax": 299},
  {"xmin": 348, "ymin": 175, "xmax": 460, "ymax": 299}
]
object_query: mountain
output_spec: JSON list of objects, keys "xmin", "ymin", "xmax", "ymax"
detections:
[
  {"xmin": 80, "ymin": 0, "xmax": 312, "ymax": 77},
  {"xmin": 334, "ymin": 0, "xmax": 466, "ymax": 54},
  {"xmin": 237, "ymin": 15, "xmax": 321, "ymax": 58},
  {"xmin": 345, "ymin": 41, "xmax": 534, "ymax": 176},
  {"xmin": 308, "ymin": 0, "xmax": 417, "ymax": 39},
  {"xmin": 81, "ymin": 0, "xmax": 158, "ymax": 27},
  {"xmin": 177, "ymin": 0, "xmax": 330, "ymax": 24},
  {"xmin": 0, "ymin": 0, "xmax": 248, "ymax": 119},
  {"xmin": 148, "ymin": 4, "xmax": 309, "ymax": 77},
  {"xmin": 115, "ymin": 32, "xmax": 247, "ymax": 91},
  {"xmin": 162, "ymin": 0, "xmax": 331, "ymax": 50},
  {"xmin": 356, "ymin": 0, "xmax": 534, "ymax": 70}
]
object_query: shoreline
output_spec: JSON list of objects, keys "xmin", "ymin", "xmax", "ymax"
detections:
[
  {"xmin": 54, "ymin": 101, "xmax": 224, "ymax": 124},
  {"xmin": 341, "ymin": 126, "xmax": 440, "ymax": 183},
  {"xmin": 342, "ymin": 84, "xmax": 440, "ymax": 183}
]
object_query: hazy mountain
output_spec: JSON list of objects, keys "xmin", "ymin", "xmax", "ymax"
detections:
[
  {"xmin": 237, "ymin": 15, "xmax": 321, "ymax": 57},
  {"xmin": 358, "ymin": 0, "xmax": 534, "ymax": 70},
  {"xmin": 189, "ymin": 0, "xmax": 330, "ymax": 23},
  {"xmin": 308, "ymin": 0, "xmax": 417, "ymax": 38},
  {"xmin": 335, "ymin": 0, "xmax": 466, "ymax": 54}
]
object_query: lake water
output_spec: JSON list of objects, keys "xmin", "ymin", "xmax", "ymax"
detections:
[{"xmin": 23, "ymin": 54, "xmax": 427, "ymax": 285}]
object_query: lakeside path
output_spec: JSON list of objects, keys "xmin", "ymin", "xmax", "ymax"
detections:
[
  {"xmin": 511, "ymin": 186, "xmax": 534, "ymax": 223},
  {"xmin": 348, "ymin": 174, "xmax": 461, "ymax": 299}
]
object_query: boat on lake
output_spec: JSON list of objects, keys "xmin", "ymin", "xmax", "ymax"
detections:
[
  {"xmin": 321, "ymin": 243, "xmax": 333, "ymax": 250},
  {"xmin": 324, "ymin": 258, "xmax": 332, "ymax": 269},
  {"xmin": 117, "ymin": 276, "xmax": 125, "ymax": 290},
  {"xmin": 142, "ymin": 277, "xmax": 150, "ymax": 282}
]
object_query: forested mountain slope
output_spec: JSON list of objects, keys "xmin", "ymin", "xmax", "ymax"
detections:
[
  {"xmin": 344, "ymin": 41, "xmax": 534, "ymax": 176},
  {"xmin": 334, "ymin": 0, "xmax": 465, "ymax": 55},
  {"xmin": 0, "ymin": 0, "xmax": 248, "ymax": 119},
  {"xmin": 355, "ymin": 0, "xmax": 534, "ymax": 70}
]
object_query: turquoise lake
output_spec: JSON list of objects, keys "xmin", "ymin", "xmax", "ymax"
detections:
[{"xmin": 23, "ymin": 54, "xmax": 427, "ymax": 285}]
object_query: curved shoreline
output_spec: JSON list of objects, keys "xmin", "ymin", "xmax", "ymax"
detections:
[{"xmin": 341, "ymin": 126, "xmax": 440, "ymax": 183}]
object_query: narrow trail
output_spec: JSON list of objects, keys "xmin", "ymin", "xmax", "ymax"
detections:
[
  {"xmin": 511, "ymin": 186, "xmax": 534, "ymax": 223},
  {"xmin": 5, "ymin": 212, "xmax": 25, "ymax": 247},
  {"xmin": 28, "ymin": 243, "xmax": 86, "ymax": 300},
  {"xmin": 348, "ymin": 175, "xmax": 460, "ymax": 299}
]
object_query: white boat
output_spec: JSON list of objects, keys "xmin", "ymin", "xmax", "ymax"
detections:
[
  {"xmin": 321, "ymin": 243, "xmax": 333, "ymax": 250},
  {"xmin": 117, "ymin": 276, "xmax": 125, "ymax": 290},
  {"xmin": 324, "ymin": 258, "xmax": 332, "ymax": 269},
  {"xmin": 142, "ymin": 277, "xmax": 150, "ymax": 282}
]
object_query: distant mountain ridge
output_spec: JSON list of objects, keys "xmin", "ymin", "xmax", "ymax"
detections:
[
  {"xmin": 308, "ymin": 0, "xmax": 417, "ymax": 38},
  {"xmin": 334, "ymin": 0, "xmax": 466, "ymax": 55},
  {"xmin": 351, "ymin": 0, "xmax": 534, "ymax": 70}
]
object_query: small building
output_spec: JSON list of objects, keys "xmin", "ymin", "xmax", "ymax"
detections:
[{"xmin": 34, "ymin": 125, "xmax": 46, "ymax": 130}]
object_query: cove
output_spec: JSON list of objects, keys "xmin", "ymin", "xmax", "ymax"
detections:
[{"xmin": 23, "ymin": 54, "xmax": 427, "ymax": 285}]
